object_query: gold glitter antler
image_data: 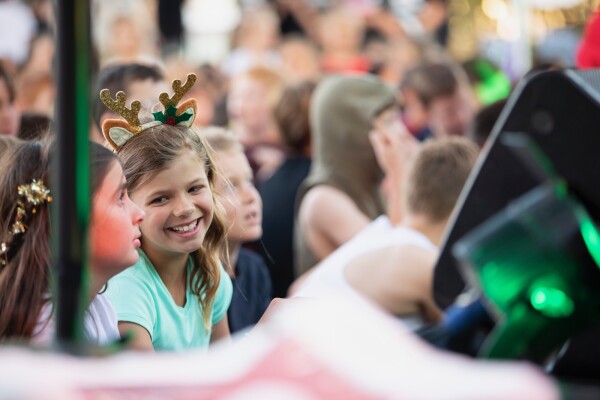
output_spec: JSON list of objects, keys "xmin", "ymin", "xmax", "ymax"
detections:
[
  {"xmin": 158, "ymin": 73, "xmax": 197, "ymax": 109},
  {"xmin": 100, "ymin": 89, "xmax": 142, "ymax": 131}
]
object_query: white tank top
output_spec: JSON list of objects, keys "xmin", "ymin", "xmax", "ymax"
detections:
[{"xmin": 294, "ymin": 216, "xmax": 437, "ymax": 330}]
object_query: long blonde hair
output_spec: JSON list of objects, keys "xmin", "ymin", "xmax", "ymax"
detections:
[{"xmin": 117, "ymin": 125, "xmax": 228, "ymax": 328}]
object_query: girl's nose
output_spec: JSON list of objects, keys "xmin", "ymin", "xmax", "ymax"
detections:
[{"xmin": 174, "ymin": 196, "xmax": 195, "ymax": 217}]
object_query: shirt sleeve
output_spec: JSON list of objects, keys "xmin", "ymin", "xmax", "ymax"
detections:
[
  {"xmin": 211, "ymin": 264, "xmax": 233, "ymax": 325},
  {"xmin": 105, "ymin": 271, "xmax": 156, "ymax": 340}
]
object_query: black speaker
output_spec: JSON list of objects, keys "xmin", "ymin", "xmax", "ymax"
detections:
[
  {"xmin": 433, "ymin": 69, "xmax": 600, "ymax": 380},
  {"xmin": 434, "ymin": 68, "xmax": 600, "ymax": 308}
]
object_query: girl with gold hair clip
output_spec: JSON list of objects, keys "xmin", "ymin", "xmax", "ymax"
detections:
[{"xmin": 0, "ymin": 140, "xmax": 145, "ymax": 345}]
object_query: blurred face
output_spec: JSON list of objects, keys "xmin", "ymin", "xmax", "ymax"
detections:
[
  {"xmin": 429, "ymin": 86, "xmax": 476, "ymax": 138},
  {"xmin": 130, "ymin": 151, "xmax": 215, "ymax": 260},
  {"xmin": 0, "ymin": 78, "xmax": 19, "ymax": 136},
  {"xmin": 214, "ymin": 149, "xmax": 262, "ymax": 244},
  {"xmin": 401, "ymin": 89, "xmax": 429, "ymax": 134},
  {"xmin": 227, "ymin": 77, "xmax": 272, "ymax": 145},
  {"xmin": 90, "ymin": 161, "xmax": 145, "ymax": 278},
  {"xmin": 280, "ymin": 41, "xmax": 320, "ymax": 83},
  {"xmin": 111, "ymin": 18, "xmax": 141, "ymax": 59},
  {"xmin": 127, "ymin": 78, "xmax": 170, "ymax": 109}
]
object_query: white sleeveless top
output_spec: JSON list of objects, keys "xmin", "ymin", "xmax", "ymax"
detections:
[
  {"xmin": 32, "ymin": 293, "xmax": 121, "ymax": 346},
  {"xmin": 293, "ymin": 216, "xmax": 437, "ymax": 330}
]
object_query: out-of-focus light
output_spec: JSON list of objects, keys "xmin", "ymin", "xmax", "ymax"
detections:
[
  {"xmin": 527, "ymin": 0, "xmax": 584, "ymax": 10},
  {"xmin": 497, "ymin": 14, "xmax": 520, "ymax": 41},
  {"xmin": 454, "ymin": 0, "xmax": 471, "ymax": 16},
  {"xmin": 531, "ymin": 14, "xmax": 548, "ymax": 42},
  {"xmin": 482, "ymin": 0, "xmax": 509, "ymax": 21},
  {"xmin": 544, "ymin": 10, "xmax": 567, "ymax": 29},
  {"xmin": 530, "ymin": 287, "xmax": 574, "ymax": 318}
]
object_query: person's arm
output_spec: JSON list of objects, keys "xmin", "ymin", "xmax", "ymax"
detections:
[
  {"xmin": 299, "ymin": 186, "xmax": 371, "ymax": 260},
  {"xmin": 346, "ymin": 245, "xmax": 442, "ymax": 323},
  {"xmin": 383, "ymin": 246, "xmax": 442, "ymax": 323},
  {"xmin": 210, "ymin": 317, "xmax": 231, "ymax": 343},
  {"xmin": 118, "ymin": 322, "xmax": 154, "ymax": 351}
]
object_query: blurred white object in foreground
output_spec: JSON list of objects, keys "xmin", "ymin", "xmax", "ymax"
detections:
[{"xmin": 0, "ymin": 296, "xmax": 558, "ymax": 399}]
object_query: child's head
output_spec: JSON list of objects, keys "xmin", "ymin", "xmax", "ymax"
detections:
[
  {"xmin": 203, "ymin": 127, "xmax": 262, "ymax": 246},
  {"xmin": 274, "ymin": 80, "xmax": 316, "ymax": 156},
  {"xmin": 0, "ymin": 140, "xmax": 142, "ymax": 339},
  {"xmin": 117, "ymin": 124, "xmax": 227, "ymax": 256},
  {"xmin": 227, "ymin": 66, "xmax": 284, "ymax": 147},
  {"xmin": 403, "ymin": 137, "xmax": 479, "ymax": 224},
  {"xmin": 0, "ymin": 140, "xmax": 51, "ymax": 339},
  {"xmin": 89, "ymin": 143, "xmax": 145, "ymax": 284},
  {"xmin": 402, "ymin": 62, "xmax": 476, "ymax": 138}
]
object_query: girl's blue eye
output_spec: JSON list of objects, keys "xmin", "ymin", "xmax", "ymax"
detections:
[{"xmin": 189, "ymin": 185, "xmax": 203, "ymax": 194}]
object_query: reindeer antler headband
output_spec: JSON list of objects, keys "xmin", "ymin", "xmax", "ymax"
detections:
[{"xmin": 100, "ymin": 73, "xmax": 198, "ymax": 151}]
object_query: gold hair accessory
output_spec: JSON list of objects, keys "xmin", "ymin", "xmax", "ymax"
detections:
[
  {"xmin": 100, "ymin": 73, "xmax": 198, "ymax": 151},
  {"xmin": 0, "ymin": 179, "xmax": 52, "ymax": 266}
]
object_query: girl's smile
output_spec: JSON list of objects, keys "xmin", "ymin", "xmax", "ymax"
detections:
[
  {"xmin": 131, "ymin": 150, "xmax": 215, "ymax": 259},
  {"xmin": 166, "ymin": 217, "xmax": 202, "ymax": 237}
]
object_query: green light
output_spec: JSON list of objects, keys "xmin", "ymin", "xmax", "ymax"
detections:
[
  {"xmin": 530, "ymin": 287, "xmax": 574, "ymax": 318},
  {"xmin": 579, "ymin": 216, "xmax": 600, "ymax": 270}
]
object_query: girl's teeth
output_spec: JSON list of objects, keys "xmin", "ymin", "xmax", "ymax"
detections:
[{"xmin": 172, "ymin": 220, "xmax": 197, "ymax": 232}]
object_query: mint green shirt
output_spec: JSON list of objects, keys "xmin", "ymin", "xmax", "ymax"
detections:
[{"xmin": 106, "ymin": 250, "xmax": 233, "ymax": 351}]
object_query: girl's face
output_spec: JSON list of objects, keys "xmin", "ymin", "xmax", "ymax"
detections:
[
  {"xmin": 130, "ymin": 150, "xmax": 215, "ymax": 259},
  {"xmin": 214, "ymin": 149, "xmax": 262, "ymax": 244},
  {"xmin": 90, "ymin": 161, "xmax": 145, "ymax": 278}
]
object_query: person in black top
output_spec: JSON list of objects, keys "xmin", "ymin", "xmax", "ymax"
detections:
[{"xmin": 257, "ymin": 80, "xmax": 315, "ymax": 297}]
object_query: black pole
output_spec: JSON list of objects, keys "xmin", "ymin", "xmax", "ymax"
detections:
[{"xmin": 53, "ymin": 0, "xmax": 91, "ymax": 353}]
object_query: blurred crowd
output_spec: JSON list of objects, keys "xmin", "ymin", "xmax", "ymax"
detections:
[{"xmin": 0, "ymin": 1, "xmax": 597, "ymax": 381}]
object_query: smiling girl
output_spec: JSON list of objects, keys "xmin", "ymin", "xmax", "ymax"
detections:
[{"xmin": 102, "ymin": 74, "xmax": 233, "ymax": 351}]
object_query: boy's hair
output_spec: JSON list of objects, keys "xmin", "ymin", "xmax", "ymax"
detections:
[
  {"xmin": 404, "ymin": 137, "xmax": 479, "ymax": 222},
  {"xmin": 401, "ymin": 62, "xmax": 468, "ymax": 108},
  {"xmin": 117, "ymin": 125, "xmax": 228, "ymax": 328},
  {"xmin": 93, "ymin": 63, "xmax": 164, "ymax": 130},
  {"xmin": 0, "ymin": 140, "xmax": 117, "ymax": 340},
  {"xmin": 274, "ymin": 80, "xmax": 315, "ymax": 155},
  {"xmin": 201, "ymin": 126, "xmax": 243, "ymax": 154}
]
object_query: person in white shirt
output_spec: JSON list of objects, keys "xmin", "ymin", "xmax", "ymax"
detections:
[{"xmin": 292, "ymin": 136, "xmax": 479, "ymax": 328}]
